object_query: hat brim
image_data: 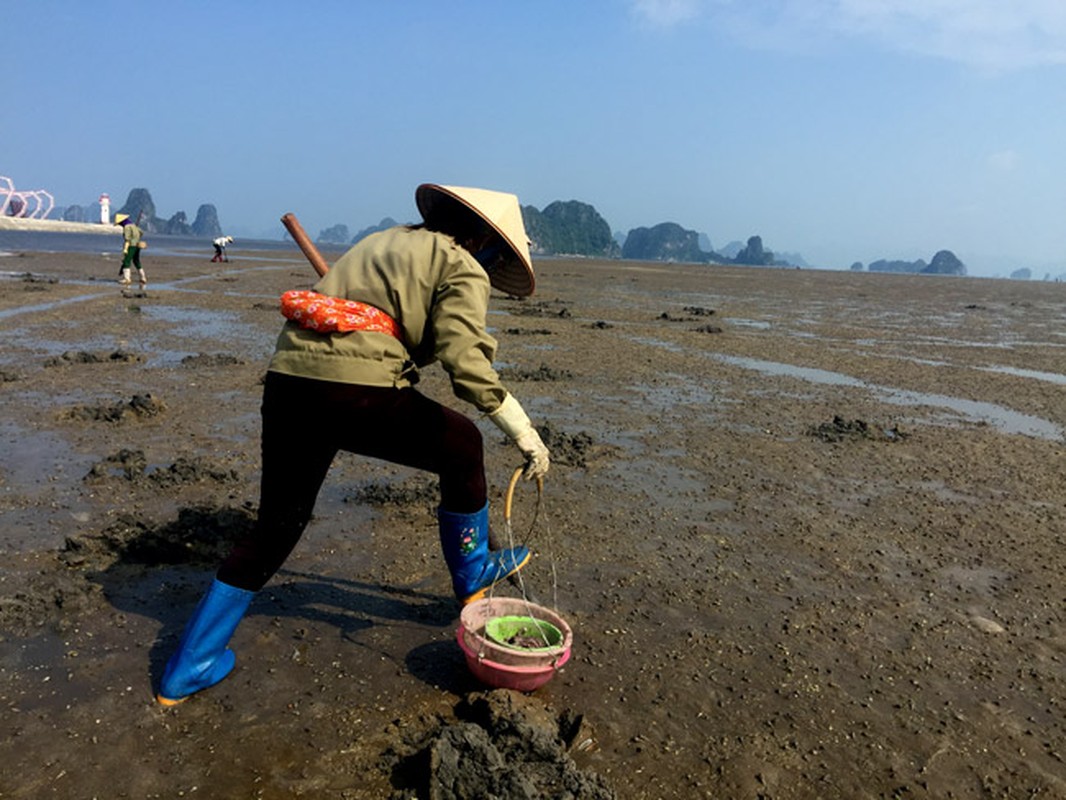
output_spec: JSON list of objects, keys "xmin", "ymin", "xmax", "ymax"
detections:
[{"xmin": 416, "ymin": 184, "xmax": 535, "ymax": 298}]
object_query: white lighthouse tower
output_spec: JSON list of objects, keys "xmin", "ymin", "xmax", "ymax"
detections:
[{"xmin": 99, "ymin": 193, "xmax": 111, "ymax": 225}]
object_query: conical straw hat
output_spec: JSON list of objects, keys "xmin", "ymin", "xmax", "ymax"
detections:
[{"xmin": 416, "ymin": 184, "xmax": 535, "ymax": 297}]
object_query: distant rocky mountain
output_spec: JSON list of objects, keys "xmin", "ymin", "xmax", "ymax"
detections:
[
  {"xmin": 858, "ymin": 249, "xmax": 966, "ymax": 276},
  {"xmin": 622, "ymin": 222, "xmax": 712, "ymax": 263},
  {"xmin": 718, "ymin": 240, "xmax": 744, "ymax": 259},
  {"xmin": 322, "ymin": 198, "xmax": 811, "ymax": 266},
  {"xmin": 351, "ymin": 217, "xmax": 400, "ymax": 244},
  {"xmin": 97, "ymin": 188, "xmax": 225, "ymax": 237},
  {"xmin": 522, "ymin": 200, "xmax": 619, "ymax": 258},
  {"xmin": 317, "ymin": 224, "xmax": 350, "ymax": 244}
]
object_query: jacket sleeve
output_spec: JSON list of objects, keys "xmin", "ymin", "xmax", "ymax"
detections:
[{"xmin": 430, "ymin": 260, "xmax": 508, "ymax": 413}]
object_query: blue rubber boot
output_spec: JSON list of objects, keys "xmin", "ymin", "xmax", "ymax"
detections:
[
  {"xmin": 439, "ymin": 503, "xmax": 530, "ymax": 605},
  {"xmin": 156, "ymin": 578, "xmax": 254, "ymax": 706}
]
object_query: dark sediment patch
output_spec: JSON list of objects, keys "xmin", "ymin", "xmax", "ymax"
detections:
[
  {"xmin": 504, "ymin": 328, "xmax": 553, "ymax": 336},
  {"xmin": 180, "ymin": 353, "xmax": 246, "ymax": 368},
  {"xmin": 0, "ymin": 504, "xmax": 254, "ymax": 635},
  {"xmin": 535, "ymin": 423, "xmax": 597, "ymax": 468},
  {"xmin": 84, "ymin": 449, "xmax": 241, "ymax": 486},
  {"xmin": 346, "ymin": 477, "xmax": 440, "ymax": 507},
  {"xmin": 507, "ymin": 300, "xmax": 572, "ymax": 319},
  {"xmin": 498, "ymin": 363, "xmax": 573, "ymax": 382},
  {"xmin": 44, "ymin": 349, "xmax": 142, "ymax": 367},
  {"xmin": 62, "ymin": 392, "xmax": 165, "ymax": 423},
  {"xmin": 807, "ymin": 415, "xmax": 908, "ymax": 443}
]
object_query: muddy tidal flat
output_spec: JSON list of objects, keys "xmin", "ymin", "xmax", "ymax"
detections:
[{"xmin": 1, "ymin": 245, "xmax": 1064, "ymax": 799}]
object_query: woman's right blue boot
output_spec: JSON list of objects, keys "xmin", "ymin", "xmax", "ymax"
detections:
[
  {"xmin": 156, "ymin": 578, "xmax": 254, "ymax": 706},
  {"xmin": 439, "ymin": 503, "xmax": 530, "ymax": 605}
]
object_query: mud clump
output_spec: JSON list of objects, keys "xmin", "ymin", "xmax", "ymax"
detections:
[
  {"xmin": 536, "ymin": 422, "xmax": 596, "ymax": 468},
  {"xmin": 149, "ymin": 457, "xmax": 241, "ymax": 487},
  {"xmin": 807, "ymin": 415, "xmax": 908, "ymax": 443},
  {"xmin": 0, "ymin": 369, "xmax": 21, "ymax": 382},
  {"xmin": 20, "ymin": 272, "xmax": 58, "ymax": 286},
  {"xmin": 84, "ymin": 450, "xmax": 241, "ymax": 486},
  {"xmin": 388, "ymin": 690, "xmax": 614, "ymax": 800},
  {"xmin": 659, "ymin": 307, "xmax": 715, "ymax": 322},
  {"xmin": 44, "ymin": 349, "xmax": 141, "ymax": 367},
  {"xmin": 508, "ymin": 300, "xmax": 572, "ymax": 319},
  {"xmin": 85, "ymin": 448, "xmax": 148, "ymax": 480},
  {"xmin": 180, "ymin": 353, "xmax": 246, "ymax": 368},
  {"xmin": 504, "ymin": 327, "xmax": 553, "ymax": 336},
  {"xmin": 347, "ymin": 477, "xmax": 439, "ymax": 507},
  {"xmin": 3, "ymin": 504, "xmax": 255, "ymax": 634},
  {"xmin": 61, "ymin": 504, "xmax": 254, "ymax": 569},
  {"xmin": 63, "ymin": 392, "xmax": 165, "ymax": 423}
]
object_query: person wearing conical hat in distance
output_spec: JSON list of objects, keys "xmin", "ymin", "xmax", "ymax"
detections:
[
  {"xmin": 114, "ymin": 213, "xmax": 147, "ymax": 288},
  {"xmin": 211, "ymin": 235, "xmax": 234, "ymax": 262},
  {"xmin": 156, "ymin": 183, "xmax": 551, "ymax": 706}
]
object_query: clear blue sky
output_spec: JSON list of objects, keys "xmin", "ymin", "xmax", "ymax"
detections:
[{"xmin": 6, "ymin": 1, "xmax": 1066, "ymax": 276}]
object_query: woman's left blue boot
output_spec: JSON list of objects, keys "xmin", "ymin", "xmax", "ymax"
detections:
[
  {"xmin": 439, "ymin": 503, "xmax": 530, "ymax": 604},
  {"xmin": 156, "ymin": 578, "xmax": 254, "ymax": 706}
]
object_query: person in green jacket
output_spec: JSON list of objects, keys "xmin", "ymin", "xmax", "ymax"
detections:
[
  {"xmin": 114, "ymin": 213, "xmax": 147, "ymax": 287},
  {"xmin": 157, "ymin": 183, "xmax": 552, "ymax": 706}
]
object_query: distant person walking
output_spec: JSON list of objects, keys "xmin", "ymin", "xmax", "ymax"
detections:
[
  {"xmin": 114, "ymin": 213, "xmax": 147, "ymax": 288},
  {"xmin": 212, "ymin": 235, "xmax": 234, "ymax": 262}
]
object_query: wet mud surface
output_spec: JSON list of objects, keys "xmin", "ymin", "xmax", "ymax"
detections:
[{"xmin": 1, "ymin": 248, "xmax": 1064, "ymax": 798}]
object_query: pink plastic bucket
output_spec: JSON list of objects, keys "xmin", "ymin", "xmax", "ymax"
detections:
[
  {"xmin": 457, "ymin": 626, "xmax": 572, "ymax": 691},
  {"xmin": 457, "ymin": 597, "xmax": 573, "ymax": 690}
]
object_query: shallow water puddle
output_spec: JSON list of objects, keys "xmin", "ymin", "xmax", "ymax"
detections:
[
  {"xmin": 0, "ymin": 419, "xmax": 74, "ymax": 479},
  {"xmin": 141, "ymin": 304, "xmax": 266, "ymax": 349},
  {"xmin": 0, "ymin": 291, "xmax": 114, "ymax": 321},
  {"xmin": 975, "ymin": 364, "xmax": 1066, "ymax": 385},
  {"xmin": 714, "ymin": 354, "xmax": 1064, "ymax": 441}
]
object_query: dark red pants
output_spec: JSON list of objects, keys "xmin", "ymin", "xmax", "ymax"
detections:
[{"xmin": 217, "ymin": 371, "xmax": 486, "ymax": 591}]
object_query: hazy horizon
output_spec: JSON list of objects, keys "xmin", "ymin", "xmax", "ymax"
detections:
[{"xmin": 7, "ymin": 1, "xmax": 1066, "ymax": 278}]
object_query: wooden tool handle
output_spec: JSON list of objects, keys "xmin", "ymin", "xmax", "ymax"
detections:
[{"xmin": 281, "ymin": 212, "xmax": 330, "ymax": 277}]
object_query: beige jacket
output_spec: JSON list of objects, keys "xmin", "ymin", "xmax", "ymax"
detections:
[{"xmin": 268, "ymin": 226, "xmax": 508, "ymax": 413}]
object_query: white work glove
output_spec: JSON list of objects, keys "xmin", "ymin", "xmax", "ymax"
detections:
[{"xmin": 489, "ymin": 393, "xmax": 550, "ymax": 480}]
